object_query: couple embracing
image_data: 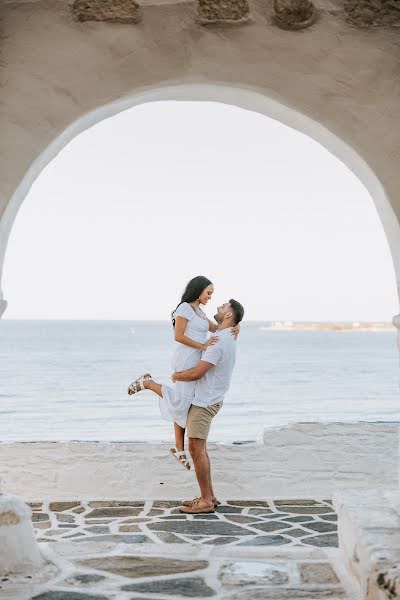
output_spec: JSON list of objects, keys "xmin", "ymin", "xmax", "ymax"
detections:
[{"xmin": 128, "ymin": 276, "xmax": 244, "ymax": 514}]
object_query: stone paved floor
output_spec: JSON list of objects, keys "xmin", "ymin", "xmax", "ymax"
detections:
[
  {"xmin": 0, "ymin": 540, "xmax": 353, "ymax": 600},
  {"xmin": 0, "ymin": 500, "xmax": 356, "ymax": 600},
  {"xmin": 30, "ymin": 499, "xmax": 338, "ymax": 548}
]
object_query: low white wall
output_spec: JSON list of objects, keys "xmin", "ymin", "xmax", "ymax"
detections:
[{"xmin": 1, "ymin": 422, "xmax": 398, "ymax": 500}]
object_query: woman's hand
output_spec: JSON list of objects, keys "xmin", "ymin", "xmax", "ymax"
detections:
[
  {"xmin": 171, "ymin": 372, "xmax": 177, "ymax": 383},
  {"xmin": 231, "ymin": 324, "xmax": 240, "ymax": 339},
  {"xmin": 202, "ymin": 336, "xmax": 219, "ymax": 351}
]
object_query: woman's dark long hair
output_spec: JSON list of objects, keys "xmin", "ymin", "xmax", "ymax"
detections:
[{"xmin": 172, "ymin": 275, "xmax": 212, "ymax": 328}]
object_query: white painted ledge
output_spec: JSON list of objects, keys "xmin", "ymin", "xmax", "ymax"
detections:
[{"xmin": 1, "ymin": 422, "xmax": 398, "ymax": 500}]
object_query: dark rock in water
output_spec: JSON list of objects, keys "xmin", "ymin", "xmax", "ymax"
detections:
[{"xmin": 121, "ymin": 577, "xmax": 215, "ymax": 596}]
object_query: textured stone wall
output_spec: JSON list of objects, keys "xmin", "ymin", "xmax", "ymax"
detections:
[
  {"xmin": 1, "ymin": 0, "xmax": 400, "ymax": 308},
  {"xmin": 1, "ymin": 422, "xmax": 398, "ymax": 500}
]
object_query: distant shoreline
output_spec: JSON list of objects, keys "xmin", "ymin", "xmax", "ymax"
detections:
[
  {"xmin": 260, "ymin": 323, "xmax": 396, "ymax": 332},
  {"xmin": 0, "ymin": 319, "xmax": 397, "ymax": 331}
]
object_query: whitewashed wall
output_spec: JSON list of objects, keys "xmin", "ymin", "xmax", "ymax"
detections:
[{"xmin": 1, "ymin": 422, "xmax": 398, "ymax": 500}]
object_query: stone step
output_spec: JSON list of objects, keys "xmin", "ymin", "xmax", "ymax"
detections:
[
  {"xmin": 0, "ymin": 542, "xmax": 354, "ymax": 600},
  {"xmin": 333, "ymin": 489, "xmax": 400, "ymax": 600}
]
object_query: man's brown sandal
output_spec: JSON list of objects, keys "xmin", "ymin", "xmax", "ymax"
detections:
[
  {"xmin": 180, "ymin": 500, "xmax": 215, "ymax": 514},
  {"xmin": 181, "ymin": 497, "xmax": 220, "ymax": 507}
]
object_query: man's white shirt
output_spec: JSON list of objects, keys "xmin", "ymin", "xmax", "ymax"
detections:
[{"xmin": 192, "ymin": 328, "xmax": 237, "ymax": 408}]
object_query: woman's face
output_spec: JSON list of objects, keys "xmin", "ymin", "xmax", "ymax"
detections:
[{"xmin": 199, "ymin": 284, "xmax": 214, "ymax": 305}]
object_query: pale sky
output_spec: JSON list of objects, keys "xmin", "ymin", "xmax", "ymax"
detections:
[{"xmin": 3, "ymin": 101, "xmax": 398, "ymax": 321}]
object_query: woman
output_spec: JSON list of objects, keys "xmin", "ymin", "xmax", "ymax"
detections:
[
  {"xmin": 128, "ymin": 276, "xmax": 238, "ymax": 470},
  {"xmin": 163, "ymin": 276, "xmax": 218, "ymax": 469}
]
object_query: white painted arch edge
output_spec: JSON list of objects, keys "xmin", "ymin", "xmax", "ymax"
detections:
[{"xmin": 0, "ymin": 82, "xmax": 399, "ymax": 319}]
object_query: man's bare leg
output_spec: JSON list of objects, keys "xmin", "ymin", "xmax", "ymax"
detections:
[
  {"xmin": 205, "ymin": 448, "xmax": 216, "ymax": 501},
  {"xmin": 186, "ymin": 438, "xmax": 214, "ymax": 509}
]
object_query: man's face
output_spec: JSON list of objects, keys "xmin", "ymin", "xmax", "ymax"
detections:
[{"xmin": 214, "ymin": 302, "xmax": 232, "ymax": 324}]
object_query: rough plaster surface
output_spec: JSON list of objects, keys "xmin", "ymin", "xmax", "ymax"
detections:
[
  {"xmin": 1, "ymin": 422, "xmax": 398, "ymax": 500},
  {"xmin": 1, "ymin": 0, "xmax": 400, "ymax": 315}
]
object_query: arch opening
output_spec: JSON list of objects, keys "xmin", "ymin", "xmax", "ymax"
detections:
[
  {"xmin": 0, "ymin": 83, "xmax": 400, "ymax": 319},
  {"xmin": 1, "ymin": 93, "xmax": 399, "ymax": 444}
]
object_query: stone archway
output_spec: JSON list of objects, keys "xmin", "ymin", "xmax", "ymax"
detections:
[{"xmin": 1, "ymin": 83, "xmax": 399, "ymax": 322}]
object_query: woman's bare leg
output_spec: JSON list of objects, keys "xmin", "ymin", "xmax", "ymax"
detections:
[
  {"xmin": 131, "ymin": 379, "xmax": 188, "ymax": 457},
  {"xmin": 174, "ymin": 422, "xmax": 185, "ymax": 452},
  {"xmin": 143, "ymin": 379, "xmax": 163, "ymax": 397}
]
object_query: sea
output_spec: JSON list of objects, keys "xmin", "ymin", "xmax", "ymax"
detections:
[{"xmin": 0, "ymin": 320, "xmax": 399, "ymax": 443}]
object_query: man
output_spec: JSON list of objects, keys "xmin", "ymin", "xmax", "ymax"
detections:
[
  {"xmin": 173, "ymin": 299, "xmax": 244, "ymax": 514},
  {"xmin": 127, "ymin": 298, "xmax": 244, "ymax": 514}
]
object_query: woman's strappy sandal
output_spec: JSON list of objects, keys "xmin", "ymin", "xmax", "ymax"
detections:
[
  {"xmin": 127, "ymin": 373, "xmax": 152, "ymax": 395},
  {"xmin": 170, "ymin": 446, "xmax": 191, "ymax": 470}
]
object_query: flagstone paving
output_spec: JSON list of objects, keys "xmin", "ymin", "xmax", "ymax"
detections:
[
  {"xmin": 0, "ymin": 500, "xmax": 356, "ymax": 600},
  {"xmin": 0, "ymin": 539, "xmax": 352, "ymax": 600},
  {"xmin": 30, "ymin": 499, "xmax": 338, "ymax": 547}
]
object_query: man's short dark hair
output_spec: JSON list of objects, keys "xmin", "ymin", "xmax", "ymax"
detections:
[{"xmin": 229, "ymin": 299, "xmax": 244, "ymax": 325}]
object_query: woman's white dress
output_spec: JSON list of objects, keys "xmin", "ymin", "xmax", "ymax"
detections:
[{"xmin": 159, "ymin": 302, "xmax": 209, "ymax": 428}]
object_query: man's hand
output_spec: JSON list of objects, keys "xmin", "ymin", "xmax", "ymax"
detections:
[{"xmin": 172, "ymin": 360, "xmax": 214, "ymax": 382}]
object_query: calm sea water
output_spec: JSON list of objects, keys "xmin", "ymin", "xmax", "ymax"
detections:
[{"xmin": 0, "ymin": 320, "xmax": 399, "ymax": 443}]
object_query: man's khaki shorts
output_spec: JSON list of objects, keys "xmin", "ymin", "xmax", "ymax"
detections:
[{"xmin": 186, "ymin": 402, "xmax": 223, "ymax": 440}]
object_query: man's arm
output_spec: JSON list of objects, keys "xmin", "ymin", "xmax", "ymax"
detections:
[{"xmin": 172, "ymin": 360, "xmax": 214, "ymax": 382}]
